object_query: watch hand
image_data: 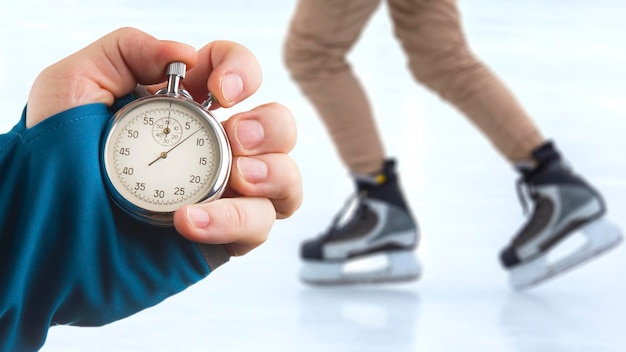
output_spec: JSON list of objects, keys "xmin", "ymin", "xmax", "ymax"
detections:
[
  {"xmin": 148, "ymin": 128, "xmax": 201, "ymax": 166},
  {"xmin": 148, "ymin": 152, "xmax": 168, "ymax": 166}
]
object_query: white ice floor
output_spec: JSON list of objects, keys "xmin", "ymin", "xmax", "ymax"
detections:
[{"xmin": 2, "ymin": 1, "xmax": 626, "ymax": 351}]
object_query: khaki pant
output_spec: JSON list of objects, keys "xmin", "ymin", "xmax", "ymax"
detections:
[{"xmin": 284, "ymin": 0, "xmax": 544, "ymax": 174}]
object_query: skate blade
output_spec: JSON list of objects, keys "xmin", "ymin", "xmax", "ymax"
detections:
[
  {"xmin": 509, "ymin": 217, "xmax": 623, "ymax": 290},
  {"xmin": 300, "ymin": 251, "xmax": 422, "ymax": 286}
]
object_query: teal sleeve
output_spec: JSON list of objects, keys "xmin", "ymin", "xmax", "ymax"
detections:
[{"xmin": 0, "ymin": 101, "xmax": 227, "ymax": 351}]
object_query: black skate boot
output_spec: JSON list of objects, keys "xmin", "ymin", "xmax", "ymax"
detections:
[
  {"xmin": 500, "ymin": 141, "xmax": 622, "ymax": 290},
  {"xmin": 300, "ymin": 159, "xmax": 421, "ymax": 285}
]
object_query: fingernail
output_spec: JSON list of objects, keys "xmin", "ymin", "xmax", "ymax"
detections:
[
  {"xmin": 236, "ymin": 119, "xmax": 264, "ymax": 150},
  {"xmin": 237, "ymin": 157, "xmax": 268, "ymax": 183},
  {"xmin": 220, "ymin": 73, "xmax": 244, "ymax": 104},
  {"xmin": 186, "ymin": 206, "xmax": 210, "ymax": 229}
]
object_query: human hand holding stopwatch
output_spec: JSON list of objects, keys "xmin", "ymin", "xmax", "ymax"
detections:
[{"xmin": 27, "ymin": 27, "xmax": 302, "ymax": 257}]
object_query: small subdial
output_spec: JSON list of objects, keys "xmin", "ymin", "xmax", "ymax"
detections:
[{"xmin": 152, "ymin": 117, "xmax": 183, "ymax": 146}]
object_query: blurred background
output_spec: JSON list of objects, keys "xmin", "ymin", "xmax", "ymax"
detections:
[{"xmin": 1, "ymin": 1, "xmax": 625, "ymax": 351}]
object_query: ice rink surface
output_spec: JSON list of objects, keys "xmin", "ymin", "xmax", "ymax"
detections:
[{"xmin": 1, "ymin": 1, "xmax": 625, "ymax": 351}]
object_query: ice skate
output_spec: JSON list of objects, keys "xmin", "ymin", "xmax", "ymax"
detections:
[
  {"xmin": 500, "ymin": 142, "xmax": 622, "ymax": 290},
  {"xmin": 300, "ymin": 160, "xmax": 421, "ymax": 285}
]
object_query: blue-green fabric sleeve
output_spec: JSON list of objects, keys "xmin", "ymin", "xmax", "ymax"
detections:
[{"xmin": 0, "ymin": 101, "xmax": 225, "ymax": 351}]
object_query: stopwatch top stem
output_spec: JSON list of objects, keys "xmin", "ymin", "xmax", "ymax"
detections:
[{"xmin": 166, "ymin": 62, "xmax": 186, "ymax": 96}]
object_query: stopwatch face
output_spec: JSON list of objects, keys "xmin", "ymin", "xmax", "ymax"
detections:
[{"xmin": 101, "ymin": 96, "xmax": 231, "ymax": 225}]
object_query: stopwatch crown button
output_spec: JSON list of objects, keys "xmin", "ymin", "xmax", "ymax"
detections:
[{"xmin": 167, "ymin": 62, "xmax": 186, "ymax": 79}]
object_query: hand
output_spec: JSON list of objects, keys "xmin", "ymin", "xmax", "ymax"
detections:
[{"xmin": 27, "ymin": 27, "xmax": 302, "ymax": 257}]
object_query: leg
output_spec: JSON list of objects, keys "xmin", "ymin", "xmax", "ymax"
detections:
[
  {"xmin": 387, "ymin": 0, "xmax": 622, "ymax": 288},
  {"xmin": 284, "ymin": 0, "xmax": 421, "ymax": 285},
  {"xmin": 283, "ymin": 0, "xmax": 385, "ymax": 174}
]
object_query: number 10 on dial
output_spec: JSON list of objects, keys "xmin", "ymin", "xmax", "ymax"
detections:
[{"xmin": 101, "ymin": 62, "xmax": 231, "ymax": 226}]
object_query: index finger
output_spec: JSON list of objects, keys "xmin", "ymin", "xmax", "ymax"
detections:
[{"xmin": 182, "ymin": 41, "xmax": 263, "ymax": 108}]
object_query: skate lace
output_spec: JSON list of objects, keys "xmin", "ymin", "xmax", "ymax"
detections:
[
  {"xmin": 323, "ymin": 191, "xmax": 367, "ymax": 238},
  {"xmin": 516, "ymin": 178, "xmax": 537, "ymax": 215}
]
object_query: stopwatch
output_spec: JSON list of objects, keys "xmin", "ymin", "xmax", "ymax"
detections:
[{"xmin": 101, "ymin": 62, "xmax": 232, "ymax": 226}]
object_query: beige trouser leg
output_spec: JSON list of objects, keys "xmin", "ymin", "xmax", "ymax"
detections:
[
  {"xmin": 283, "ymin": 0, "xmax": 386, "ymax": 174},
  {"xmin": 284, "ymin": 0, "xmax": 545, "ymax": 175}
]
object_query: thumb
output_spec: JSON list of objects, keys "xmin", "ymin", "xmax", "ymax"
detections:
[{"xmin": 27, "ymin": 27, "xmax": 198, "ymax": 128}]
